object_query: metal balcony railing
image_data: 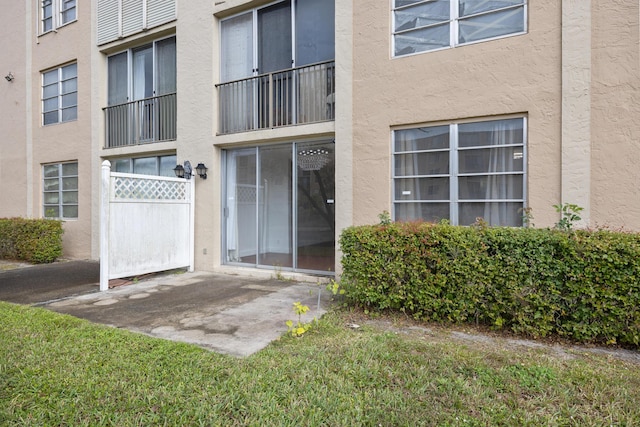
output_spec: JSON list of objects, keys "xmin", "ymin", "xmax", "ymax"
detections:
[
  {"xmin": 103, "ymin": 92, "xmax": 177, "ymax": 148},
  {"xmin": 216, "ymin": 60, "xmax": 335, "ymax": 135}
]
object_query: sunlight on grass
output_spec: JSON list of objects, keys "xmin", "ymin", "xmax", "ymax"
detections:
[{"xmin": 1, "ymin": 302, "xmax": 639, "ymax": 426}]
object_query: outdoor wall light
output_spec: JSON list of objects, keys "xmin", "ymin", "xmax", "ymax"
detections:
[
  {"xmin": 173, "ymin": 160, "xmax": 191, "ymax": 179},
  {"xmin": 174, "ymin": 161, "xmax": 208, "ymax": 180},
  {"xmin": 4, "ymin": 72, "xmax": 14, "ymax": 82},
  {"xmin": 195, "ymin": 163, "xmax": 208, "ymax": 179}
]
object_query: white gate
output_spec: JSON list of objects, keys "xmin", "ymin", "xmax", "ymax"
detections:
[{"xmin": 100, "ymin": 160, "xmax": 194, "ymax": 291}]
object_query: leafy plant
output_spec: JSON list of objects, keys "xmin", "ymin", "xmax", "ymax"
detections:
[
  {"xmin": 286, "ymin": 302, "xmax": 314, "ymax": 337},
  {"xmin": 326, "ymin": 279, "xmax": 345, "ymax": 297},
  {"xmin": 378, "ymin": 210, "xmax": 392, "ymax": 225},
  {"xmin": 519, "ymin": 207, "xmax": 535, "ymax": 227},
  {"xmin": 0, "ymin": 218, "xmax": 63, "ymax": 263},
  {"xmin": 553, "ymin": 203, "xmax": 583, "ymax": 231},
  {"xmin": 339, "ymin": 220, "xmax": 640, "ymax": 347}
]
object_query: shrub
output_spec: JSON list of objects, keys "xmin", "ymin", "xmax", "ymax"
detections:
[
  {"xmin": 0, "ymin": 218, "xmax": 63, "ymax": 263},
  {"xmin": 339, "ymin": 222, "xmax": 640, "ymax": 347}
]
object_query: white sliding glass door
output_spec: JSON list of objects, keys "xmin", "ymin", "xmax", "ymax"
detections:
[{"xmin": 224, "ymin": 141, "xmax": 335, "ymax": 273}]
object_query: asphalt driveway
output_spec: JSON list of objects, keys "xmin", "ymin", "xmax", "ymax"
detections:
[{"xmin": 0, "ymin": 260, "xmax": 100, "ymax": 304}]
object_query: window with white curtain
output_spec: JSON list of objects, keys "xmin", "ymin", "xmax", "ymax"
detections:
[
  {"xmin": 220, "ymin": 0, "xmax": 335, "ymax": 82},
  {"xmin": 393, "ymin": 117, "xmax": 526, "ymax": 226},
  {"xmin": 43, "ymin": 162, "xmax": 78, "ymax": 219},
  {"xmin": 41, "ymin": 0, "xmax": 77, "ymax": 34},
  {"xmin": 107, "ymin": 36, "xmax": 176, "ymax": 106},
  {"xmin": 42, "ymin": 63, "xmax": 77, "ymax": 125},
  {"xmin": 393, "ymin": 0, "xmax": 527, "ymax": 57}
]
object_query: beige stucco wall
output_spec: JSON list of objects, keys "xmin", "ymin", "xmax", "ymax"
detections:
[
  {"xmin": 590, "ymin": 1, "xmax": 640, "ymax": 230},
  {"xmin": 350, "ymin": 0, "xmax": 563, "ymax": 228},
  {"xmin": 0, "ymin": 2, "xmax": 29, "ymax": 218},
  {"xmin": 177, "ymin": 0, "xmax": 217, "ymax": 271},
  {"xmin": 30, "ymin": 4, "xmax": 94, "ymax": 258}
]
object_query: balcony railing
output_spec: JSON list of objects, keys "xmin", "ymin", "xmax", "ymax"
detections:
[
  {"xmin": 216, "ymin": 60, "xmax": 335, "ymax": 135},
  {"xmin": 103, "ymin": 92, "xmax": 177, "ymax": 148}
]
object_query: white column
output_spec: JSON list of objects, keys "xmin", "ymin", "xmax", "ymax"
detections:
[
  {"xmin": 334, "ymin": 0, "xmax": 353, "ymax": 276},
  {"xmin": 188, "ymin": 177, "xmax": 195, "ymax": 272},
  {"xmin": 561, "ymin": 0, "xmax": 591, "ymax": 226},
  {"xmin": 100, "ymin": 160, "xmax": 111, "ymax": 291}
]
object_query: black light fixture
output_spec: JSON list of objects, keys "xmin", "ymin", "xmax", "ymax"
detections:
[
  {"xmin": 4, "ymin": 72, "xmax": 14, "ymax": 82},
  {"xmin": 195, "ymin": 163, "xmax": 208, "ymax": 179},
  {"xmin": 173, "ymin": 164, "xmax": 185, "ymax": 179},
  {"xmin": 174, "ymin": 160, "xmax": 208, "ymax": 180}
]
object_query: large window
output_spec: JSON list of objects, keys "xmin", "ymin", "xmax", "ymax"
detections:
[
  {"xmin": 42, "ymin": 63, "xmax": 78, "ymax": 125},
  {"xmin": 220, "ymin": 0, "xmax": 335, "ymax": 82},
  {"xmin": 43, "ymin": 162, "xmax": 78, "ymax": 219},
  {"xmin": 41, "ymin": 0, "xmax": 77, "ymax": 34},
  {"xmin": 105, "ymin": 36, "xmax": 177, "ymax": 146},
  {"xmin": 393, "ymin": 0, "xmax": 527, "ymax": 57},
  {"xmin": 393, "ymin": 118, "xmax": 525, "ymax": 226},
  {"xmin": 112, "ymin": 155, "xmax": 177, "ymax": 177}
]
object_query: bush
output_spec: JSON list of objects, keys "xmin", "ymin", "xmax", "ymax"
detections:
[
  {"xmin": 339, "ymin": 222, "xmax": 640, "ymax": 347},
  {"xmin": 0, "ymin": 218, "xmax": 63, "ymax": 263}
]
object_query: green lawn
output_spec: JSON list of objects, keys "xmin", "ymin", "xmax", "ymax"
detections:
[{"xmin": 1, "ymin": 301, "xmax": 639, "ymax": 426}]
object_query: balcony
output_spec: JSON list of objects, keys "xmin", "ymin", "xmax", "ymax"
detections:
[
  {"xmin": 103, "ymin": 93, "xmax": 177, "ymax": 148},
  {"xmin": 216, "ymin": 61, "xmax": 335, "ymax": 135}
]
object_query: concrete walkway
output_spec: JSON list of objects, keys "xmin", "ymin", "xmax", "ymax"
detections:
[
  {"xmin": 42, "ymin": 270, "xmax": 331, "ymax": 357},
  {"xmin": 0, "ymin": 260, "xmax": 331, "ymax": 357}
]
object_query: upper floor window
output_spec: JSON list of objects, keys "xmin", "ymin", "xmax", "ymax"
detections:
[
  {"xmin": 112, "ymin": 155, "xmax": 177, "ymax": 177},
  {"xmin": 43, "ymin": 162, "xmax": 78, "ymax": 219},
  {"xmin": 42, "ymin": 63, "xmax": 78, "ymax": 125},
  {"xmin": 104, "ymin": 37, "xmax": 177, "ymax": 147},
  {"xmin": 41, "ymin": 0, "xmax": 77, "ymax": 34},
  {"xmin": 393, "ymin": 117, "xmax": 526, "ymax": 226},
  {"xmin": 393, "ymin": 0, "xmax": 527, "ymax": 57},
  {"xmin": 220, "ymin": 0, "xmax": 335, "ymax": 82}
]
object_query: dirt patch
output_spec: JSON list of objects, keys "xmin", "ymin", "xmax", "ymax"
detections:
[
  {"xmin": 343, "ymin": 309, "xmax": 640, "ymax": 365},
  {"xmin": 0, "ymin": 260, "xmax": 34, "ymax": 271}
]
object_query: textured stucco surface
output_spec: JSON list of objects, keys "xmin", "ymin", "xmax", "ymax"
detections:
[
  {"xmin": 590, "ymin": 2, "xmax": 640, "ymax": 229},
  {"xmin": 562, "ymin": 0, "xmax": 591, "ymax": 227},
  {"xmin": 32, "ymin": 4, "xmax": 94, "ymax": 258},
  {"xmin": 0, "ymin": 2, "xmax": 29, "ymax": 218},
  {"xmin": 351, "ymin": 0, "xmax": 563, "ymax": 227}
]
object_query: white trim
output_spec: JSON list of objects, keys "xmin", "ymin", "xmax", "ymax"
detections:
[{"xmin": 39, "ymin": 0, "xmax": 77, "ymax": 35}]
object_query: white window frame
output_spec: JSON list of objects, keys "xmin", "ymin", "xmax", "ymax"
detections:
[
  {"xmin": 392, "ymin": 117, "xmax": 527, "ymax": 226},
  {"xmin": 43, "ymin": 162, "xmax": 79, "ymax": 220},
  {"xmin": 392, "ymin": 0, "xmax": 527, "ymax": 58},
  {"xmin": 42, "ymin": 62, "xmax": 78, "ymax": 125},
  {"xmin": 40, "ymin": 0, "xmax": 77, "ymax": 34}
]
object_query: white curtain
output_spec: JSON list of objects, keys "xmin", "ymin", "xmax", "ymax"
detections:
[
  {"xmin": 483, "ymin": 120, "xmax": 519, "ymax": 225},
  {"xmin": 226, "ymin": 151, "xmax": 238, "ymax": 261},
  {"xmin": 221, "ymin": 13, "xmax": 253, "ymax": 82},
  {"xmin": 132, "ymin": 47, "xmax": 151, "ymax": 100},
  {"xmin": 220, "ymin": 13, "xmax": 254, "ymax": 133},
  {"xmin": 107, "ymin": 52, "xmax": 128, "ymax": 105},
  {"xmin": 156, "ymin": 37, "xmax": 176, "ymax": 95}
]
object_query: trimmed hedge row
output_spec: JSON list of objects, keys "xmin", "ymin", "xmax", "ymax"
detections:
[
  {"xmin": 340, "ymin": 222, "xmax": 640, "ymax": 347},
  {"xmin": 0, "ymin": 218, "xmax": 63, "ymax": 264}
]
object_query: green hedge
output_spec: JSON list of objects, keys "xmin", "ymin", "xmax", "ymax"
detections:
[
  {"xmin": 0, "ymin": 218, "xmax": 63, "ymax": 264},
  {"xmin": 340, "ymin": 222, "xmax": 640, "ymax": 347}
]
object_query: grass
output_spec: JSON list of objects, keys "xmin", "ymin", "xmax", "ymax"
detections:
[{"xmin": 1, "ymin": 302, "xmax": 639, "ymax": 426}]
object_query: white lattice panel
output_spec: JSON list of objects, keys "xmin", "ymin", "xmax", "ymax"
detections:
[{"xmin": 112, "ymin": 176, "xmax": 188, "ymax": 201}]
